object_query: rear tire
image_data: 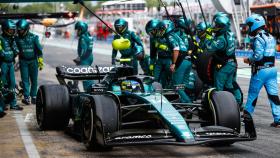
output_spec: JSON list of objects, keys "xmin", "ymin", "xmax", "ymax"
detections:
[
  {"xmin": 195, "ymin": 52, "xmax": 214, "ymax": 85},
  {"xmin": 36, "ymin": 85, "xmax": 70, "ymax": 130}
]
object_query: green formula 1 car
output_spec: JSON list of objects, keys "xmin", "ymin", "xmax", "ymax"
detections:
[{"xmin": 36, "ymin": 64, "xmax": 256, "ymax": 151}]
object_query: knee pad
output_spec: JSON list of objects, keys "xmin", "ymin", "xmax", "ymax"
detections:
[
  {"xmin": 268, "ymin": 94, "xmax": 280, "ymax": 105},
  {"xmin": 252, "ymin": 98, "xmax": 258, "ymax": 107}
]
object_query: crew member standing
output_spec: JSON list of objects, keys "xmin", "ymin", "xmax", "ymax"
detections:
[
  {"xmin": 155, "ymin": 20, "xmax": 192, "ymax": 103},
  {"xmin": 244, "ymin": 14, "xmax": 280, "ymax": 127},
  {"xmin": 0, "ymin": 19, "xmax": 23, "ymax": 110},
  {"xmin": 145, "ymin": 19, "xmax": 171, "ymax": 88},
  {"xmin": 175, "ymin": 17, "xmax": 198, "ymax": 101},
  {"xmin": 74, "ymin": 21, "xmax": 94, "ymax": 92},
  {"xmin": 112, "ymin": 18, "xmax": 146, "ymax": 75},
  {"xmin": 16, "ymin": 19, "xmax": 43, "ymax": 105},
  {"xmin": 204, "ymin": 15, "xmax": 241, "ymax": 106}
]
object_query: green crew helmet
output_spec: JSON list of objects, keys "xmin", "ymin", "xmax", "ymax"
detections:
[
  {"xmin": 114, "ymin": 18, "xmax": 128, "ymax": 34},
  {"xmin": 176, "ymin": 16, "xmax": 192, "ymax": 30},
  {"xmin": 145, "ymin": 19, "xmax": 160, "ymax": 37},
  {"xmin": 156, "ymin": 20, "xmax": 174, "ymax": 37},
  {"xmin": 212, "ymin": 12, "xmax": 229, "ymax": 22},
  {"xmin": 1, "ymin": 19, "xmax": 16, "ymax": 37},
  {"xmin": 213, "ymin": 15, "xmax": 231, "ymax": 34},
  {"xmin": 196, "ymin": 22, "xmax": 211, "ymax": 38},
  {"xmin": 17, "ymin": 19, "xmax": 30, "ymax": 37},
  {"xmin": 75, "ymin": 21, "xmax": 88, "ymax": 36}
]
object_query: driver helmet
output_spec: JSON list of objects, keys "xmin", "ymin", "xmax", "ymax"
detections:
[{"xmin": 121, "ymin": 80, "xmax": 142, "ymax": 93}]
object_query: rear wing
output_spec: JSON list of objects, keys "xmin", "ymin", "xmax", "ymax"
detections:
[{"xmin": 56, "ymin": 65, "xmax": 114, "ymax": 80}]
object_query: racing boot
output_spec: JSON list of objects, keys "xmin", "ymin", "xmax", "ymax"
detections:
[
  {"xmin": 22, "ymin": 96, "xmax": 30, "ymax": 105},
  {"xmin": 0, "ymin": 112, "xmax": 6, "ymax": 118},
  {"xmin": 31, "ymin": 97, "xmax": 36, "ymax": 104},
  {"xmin": 243, "ymin": 110, "xmax": 256, "ymax": 138},
  {"xmin": 270, "ymin": 121, "xmax": 280, "ymax": 128},
  {"xmin": 10, "ymin": 105, "xmax": 24, "ymax": 111}
]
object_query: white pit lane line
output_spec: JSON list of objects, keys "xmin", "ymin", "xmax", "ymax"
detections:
[{"xmin": 13, "ymin": 111, "xmax": 40, "ymax": 158}]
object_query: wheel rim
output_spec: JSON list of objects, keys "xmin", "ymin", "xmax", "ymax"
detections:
[{"xmin": 83, "ymin": 105, "xmax": 94, "ymax": 143}]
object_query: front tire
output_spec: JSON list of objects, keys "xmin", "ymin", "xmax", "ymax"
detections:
[
  {"xmin": 201, "ymin": 90, "xmax": 241, "ymax": 146},
  {"xmin": 82, "ymin": 94, "xmax": 119, "ymax": 151},
  {"xmin": 211, "ymin": 91, "xmax": 241, "ymax": 132}
]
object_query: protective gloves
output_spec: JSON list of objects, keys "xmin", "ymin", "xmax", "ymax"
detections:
[
  {"xmin": 149, "ymin": 64, "xmax": 154, "ymax": 71},
  {"xmin": 206, "ymin": 27, "xmax": 213, "ymax": 35},
  {"xmin": 155, "ymin": 42, "xmax": 168, "ymax": 51},
  {"xmin": 38, "ymin": 57, "xmax": 44, "ymax": 71},
  {"xmin": 205, "ymin": 34, "xmax": 213, "ymax": 40},
  {"xmin": 205, "ymin": 27, "xmax": 213, "ymax": 40},
  {"xmin": 149, "ymin": 64, "xmax": 154, "ymax": 76}
]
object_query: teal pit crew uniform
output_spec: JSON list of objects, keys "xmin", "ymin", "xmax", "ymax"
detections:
[
  {"xmin": 146, "ymin": 19, "xmax": 171, "ymax": 88},
  {"xmin": 16, "ymin": 19, "xmax": 43, "ymax": 104},
  {"xmin": 175, "ymin": 17, "xmax": 197, "ymax": 102},
  {"xmin": 75, "ymin": 21, "xmax": 94, "ymax": 92},
  {"xmin": 0, "ymin": 19, "xmax": 23, "ymax": 110},
  {"xmin": 147, "ymin": 19, "xmax": 172, "ymax": 88},
  {"xmin": 112, "ymin": 18, "xmax": 146, "ymax": 75},
  {"xmin": 156, "ymin": 20, "xmax": 192, "ymax": 103},
  {"xmin": 205, "ymin": 15, "xmax": 242, "ymax": 106},
  {"xmin": 134, "ymin": 44, "xmax": 151, "ymax": 75}
]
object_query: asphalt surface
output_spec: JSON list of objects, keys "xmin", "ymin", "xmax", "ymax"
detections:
[{"xmin": 1, "ymin": 40, "xmax": 280, "ymax": 158}]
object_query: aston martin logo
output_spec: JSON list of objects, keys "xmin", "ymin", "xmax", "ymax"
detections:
[{"xmin": 114, "ymin": 135, "xmax": 152, "ymax": 140}]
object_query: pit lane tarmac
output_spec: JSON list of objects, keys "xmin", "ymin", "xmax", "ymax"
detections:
[{"xmin": 0, "ymin": 41, "xmax": 280, "ymax": 158}]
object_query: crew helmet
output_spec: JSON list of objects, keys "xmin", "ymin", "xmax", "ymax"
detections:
[
  {"xmin": 245, "ymin": 14, "xmax": 265, "ymax": 34},
  {"xmin": 17, "ymin": 19, "xmax": 30, "ymax": 37},
  {"xmin": 114, "ymin": 18, "xmax": 128, "ymax": 34}
]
